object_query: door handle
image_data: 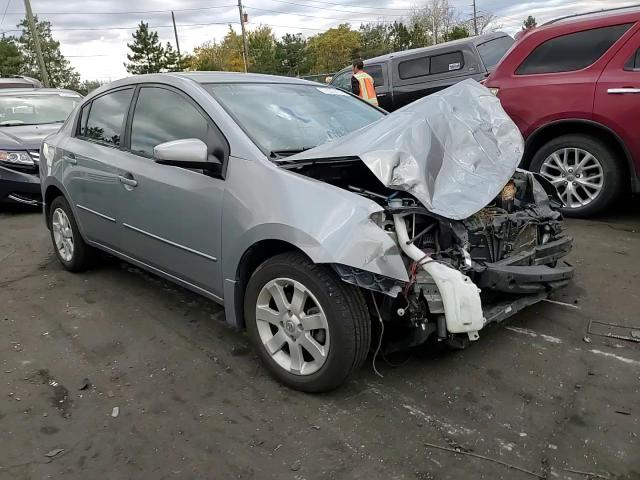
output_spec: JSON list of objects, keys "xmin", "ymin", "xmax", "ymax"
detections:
[
  {"xmin": 118, "ymin": 175, "xmax": 138, "ymax": 187},
  {"xmin": 607, "ymin": 88, "xmax": 640, "ymax": 94},
  {"xmin": 62, "ymin": 153, "xmax": 77, "ymax": 165}
]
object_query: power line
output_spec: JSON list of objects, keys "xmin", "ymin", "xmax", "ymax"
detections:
[
  {"xmin": 245, "ymin": 4, "xmax": 396, "ymax": 22},
  {"xmin": 0, "ymin": 0, "xmax": 11, "ymax": 26},
  {"xmin": 1, "ymin": 4, "xmax": 237, "ymax": 16},
  {"xmin": 267, "ymin": 0, "xmax": 414, "ymax": 12},
  {"xmin": 263, "ymin": 0, "xmax": 409, "ymax": 16}
]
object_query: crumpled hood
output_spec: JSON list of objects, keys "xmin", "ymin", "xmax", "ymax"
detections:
[
  {"xmin": 0, "ymin": 123, "xmax": 61, "ymax": 150},
  {"xmin": 283, "ymin": 80, "xmax": 524, "ymax": 220}
]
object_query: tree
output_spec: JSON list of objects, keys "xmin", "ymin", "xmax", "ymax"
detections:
[
  {"xmin": 387, "ymin": 21, "xmax": 412, "ymax": 51},
  {"xmin": 77, "ymin": 79, "xmax": 106, "ymax": 96},
  {"xmin": 274, "ymin": 33, "xmax": 309, "ymax": 76},
  {"xmin": 0, "ymin": 37, "xmax": 22, "ymax": 76},
  {"xmin": 189, "ymin": 26, "xmax": 244, "ymax": 73},
  {"xmin": 16, "ymin": 17, "xmax": 80, "ymax": 89},
  {"xmin": 307, "ymin": 24, "xmax": 361, "ymax": 74},
  {"xmin": 444, "ymin": 25, "xmax": 469, "ymax": 41},
  {"xmin": 248, "ymin": 26, "xmax": 277, "ymax": 74},
  {"xmin": 522, "ymin": 15, "xmax": 537, "ymax": 30},
  {"xmin": 358, "ymin": 23, "xmax": 390, "ymax": 59},
  {"xmin": 124, "ymin": 22, "xmax": 177, "ymax": 74}
]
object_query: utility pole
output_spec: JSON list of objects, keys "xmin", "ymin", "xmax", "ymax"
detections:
[
  {"xmin": 171, "ymin": 11, "xmax": 182, "ymax": 71},
  {"xmin": 23, "ymin": 0, "xmax": 50, "ymax": 87},
  {"xmin": 237, "ymin": 0, "xmax": 249, "ymax": 73},
  {"xmin": 472, "ymin": 0, "xmax": 478, "ymax": 35}
]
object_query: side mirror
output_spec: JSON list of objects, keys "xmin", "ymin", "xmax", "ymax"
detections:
[{"xmin": 153, "ymin": 138, "xmax": 212, "ymax": 169}]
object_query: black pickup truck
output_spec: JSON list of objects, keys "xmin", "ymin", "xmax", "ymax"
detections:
[{"xmin": 329, "ymin": 32, "xmax": 514, "ymax": 111}]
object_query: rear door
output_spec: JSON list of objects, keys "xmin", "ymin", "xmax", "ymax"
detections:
[
  {"xmin": 63, "ymin": 87, "xmax": 134, "ymax": 249},
  {"xmin": 116, "ymin": 85, "xmax": 227, "ymax": 298},
  {"xmin": 594, "ymin": 26, "xmax": 640, "ymax": 175}
]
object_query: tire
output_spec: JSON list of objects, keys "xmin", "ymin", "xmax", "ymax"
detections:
[
  {"xmin": 529, "ymin": 134, "xmax": 624, "ymax": 218},
  {"xmin": 48, "ymin": 196, "xmax": 95, "ymax": 272},
  {"xmin": 244, "ymin": 252, "xmax": 371, "ymax": 392}
]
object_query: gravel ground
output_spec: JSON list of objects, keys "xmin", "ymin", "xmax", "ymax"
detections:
[{"xmin": 1, "ymin": 201, "xmax": 639, "ymax": 480}]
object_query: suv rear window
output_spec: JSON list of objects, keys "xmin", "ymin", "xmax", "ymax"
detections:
[
  {"xmin": 477, "ymin": 36, "xmax": 514, "ymax": 70},
  {"xmin": 516, "ymin": 23, "xmax": 632, "ymax": 75}
]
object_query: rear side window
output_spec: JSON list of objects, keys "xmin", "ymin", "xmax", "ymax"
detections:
[
  {"xmin": 430, "ymin": 51, "xmax": 464, "ymax": 74},
  {"xmin": 516, "ymin": 23, "xmax": 632, "ymax": 75},
  {"xmin": 477, "ymin": 36, "xmax": 515, "ymax": 70},
  {"xmin": 398, "ymin": 57, "xmax": 429, "ymax": 79},
  {"xmin": 84, "ymin": 89, "xmax": 133, "ymax": 146},
  {"xmin": 625, "ymin": 48, "xmax": 640, "ymax": 70},
  {"xmin": 130, "ymin": 87, "xmax": 209, "ymax": 158},
  {"xmin": 364, "ymin": 64, "xmax": 384, "ymax": 87}
]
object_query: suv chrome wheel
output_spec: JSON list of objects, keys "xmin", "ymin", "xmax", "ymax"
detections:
[
  {"xmin": 540, "ymin": 147, "xmax": 604, "ymax": 209},
  {"xmin": 255, "ymin": 278, "xmax": 329, "ymax": 376},
  {"xmin": 52, "ymin": 207, "xmax": 74, "ymax": 261}
]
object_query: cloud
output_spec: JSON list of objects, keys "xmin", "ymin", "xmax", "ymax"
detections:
[{"xmin": 0, "ymin": 0, "xmax": 635, "ymax": 80}]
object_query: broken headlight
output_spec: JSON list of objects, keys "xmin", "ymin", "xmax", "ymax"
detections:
[{"xmin": 0, "ymin": 150, "xmax": 34, "ymax": 166}]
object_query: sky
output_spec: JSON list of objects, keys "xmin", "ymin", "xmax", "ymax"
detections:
[{"xmin": 0, "ymin": 0, "xmax": 637, "ymax": 81}]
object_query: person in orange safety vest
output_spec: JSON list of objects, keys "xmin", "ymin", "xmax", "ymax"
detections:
[{"xmin": 350, "ymin": 59, "xmax": 379, "ymax": 106}]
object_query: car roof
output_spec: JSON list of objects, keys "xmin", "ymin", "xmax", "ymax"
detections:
[
  {"xmin": 543, "ymin": 5, "xmax": 640, "ymax": 27},
  {"xmin": 113, "ymin": 71, "xmax": 316, "ymax": 87},
  {"xmin": 0, "ymin": 88, "xmax": 82, "ymax": 96}
]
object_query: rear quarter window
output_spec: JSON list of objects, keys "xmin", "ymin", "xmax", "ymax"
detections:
[
  {"xmin": 398, "ymin": 57, "xmax": 429, "ymax": 80},
  {"xmin": 430, "ymin": 51, "xmax": 464, "ymax": 74},
  {"xmin": 516, "ymin": 23, "xmax": 633, "ymax": 75}
]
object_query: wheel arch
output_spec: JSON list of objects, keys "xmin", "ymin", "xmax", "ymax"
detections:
[
  {"xmin": 43, "ymin": 184, "xmax": 66, "ymax": 228},
  {"xmin": 231, "ymin": 239, "xmax": 310, "ymax": 329},
  {"xmin": 522, "ymin": 119, "xmax": 634, "ymax": 191}
]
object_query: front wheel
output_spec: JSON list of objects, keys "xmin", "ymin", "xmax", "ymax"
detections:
[
  {"xmin": 529, "ymin": 134, "xmax": 624, "ymax": 217},
  {"xmin": 244, "ymin": 252, "xmax": 371, "ymax": 392}
]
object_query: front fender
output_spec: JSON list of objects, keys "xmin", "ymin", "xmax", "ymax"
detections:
[{"xmin": 221, "ymin": 156, "xmax": 409, "ymax": 284}]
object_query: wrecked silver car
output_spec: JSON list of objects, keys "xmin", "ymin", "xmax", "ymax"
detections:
[{"xmin": 40, "ymin": 74, "xmax": 573, "ymax": 392}]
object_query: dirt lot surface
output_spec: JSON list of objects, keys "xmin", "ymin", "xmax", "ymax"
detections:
[{"xmin": 1, "ymin": 201, "xmax": 639, "ymax": 480}]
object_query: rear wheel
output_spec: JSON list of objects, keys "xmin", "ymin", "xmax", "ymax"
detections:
[
  {"xmin": 48, "ymin": 196, "xmax": 94, "ymax": 272},
  {"xmin": 529, "ymin": 134, "xmax": 623, "ymax": 217},
  {"xmin": 244, "ymin": 252, "xmax": 371, "ymax": 392}
]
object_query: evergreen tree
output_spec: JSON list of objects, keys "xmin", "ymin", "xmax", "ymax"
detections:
[
  {"xmin": 0, "ymin": 37, "xmax": 23, "ymax": 76},
  {"xmin": 522, "ymin": 16, "xmax": 537, "ymax": 30},
  {"xmin": 124, "ymin": 22, "xmax": 175, "ymax": 74},
  {"xmin": 17, "ymin": 17, "xmax": 81, "ymax": 89}
]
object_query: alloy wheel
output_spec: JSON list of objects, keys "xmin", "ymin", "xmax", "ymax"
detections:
[
  {"xmin": 52, "ymin": 207, "xmax": 74, "ymax": 262},
  {"xmin": 539, "ymin": 147, "xmax": 604, "ymax": 209},
  {"xmin": 255, "ymin": 278, "xmax": 330, "ymax": 376}
]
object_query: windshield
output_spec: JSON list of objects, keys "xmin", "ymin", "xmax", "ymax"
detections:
[
  {"xmin": 476, "ymin": 36, "xmax": 515, "ymax": 71},
  {"xmin": 204, "ymin": 83, "xmax": 384, "ymax": 156},
  {"xmin": 0, "ymin": 93, "xmax": 81, "ymax": 126}
]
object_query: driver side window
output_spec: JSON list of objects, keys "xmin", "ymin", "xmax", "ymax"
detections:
[{"xmin": 130, "ymin": 87, "xmax": 221, "ymax": 165}]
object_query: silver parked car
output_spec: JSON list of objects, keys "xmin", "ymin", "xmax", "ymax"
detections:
[{"xmin": 40, "ymin": 73, "xmax": 573, "ymax": 392}]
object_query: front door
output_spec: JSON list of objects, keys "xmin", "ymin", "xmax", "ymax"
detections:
[
  {"xmin": 594, "ymin": 27, "xmax": 640, "ymax": 176},
  {"xmin": 116, "ymin": 85, "xmax": 226, "ymax": 298},
  {"xmin": 63, "ymin": 87, "xmax": 134, "ymax": 249}
]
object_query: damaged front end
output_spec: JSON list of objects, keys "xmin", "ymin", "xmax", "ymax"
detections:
[{"xmin": 278, "ymin": 80, "xmax": 574, "ymax": 351}]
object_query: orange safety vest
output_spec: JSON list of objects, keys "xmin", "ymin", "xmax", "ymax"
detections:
[{"xmin": 354, "ymin": 71, "xmax": 379, "ymax": 106}]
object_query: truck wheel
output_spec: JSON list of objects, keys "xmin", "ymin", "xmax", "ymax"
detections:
[
  {"xmin": 529, "ymin": 134, "xmax": 623, "ymax": 217},
  {"xmin": 244, "ymin": 252, "xmax": 371, "ymax": 392},
  {"xmin": 48, "ymin": 196, "xmax": 94, "ymax": 272}
]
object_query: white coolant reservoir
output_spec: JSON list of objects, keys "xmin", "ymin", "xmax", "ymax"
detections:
[{"xmin": 392, "ymin": 212, "xmax": 484, "ymax": 340}]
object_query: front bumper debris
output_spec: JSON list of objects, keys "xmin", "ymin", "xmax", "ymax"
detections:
[{"xmin": 476, "ymin": 236, "xmax": 574, "ymax": 294}]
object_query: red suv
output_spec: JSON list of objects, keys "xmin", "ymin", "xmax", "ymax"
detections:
[{"xmin": 486, "ymin": 7, "xmax": 640, "ymax": 216}]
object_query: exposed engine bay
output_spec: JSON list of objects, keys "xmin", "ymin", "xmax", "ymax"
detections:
[{"xmin": 280, "ymin": 157, "xmax": 574, "ymax": 351}]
